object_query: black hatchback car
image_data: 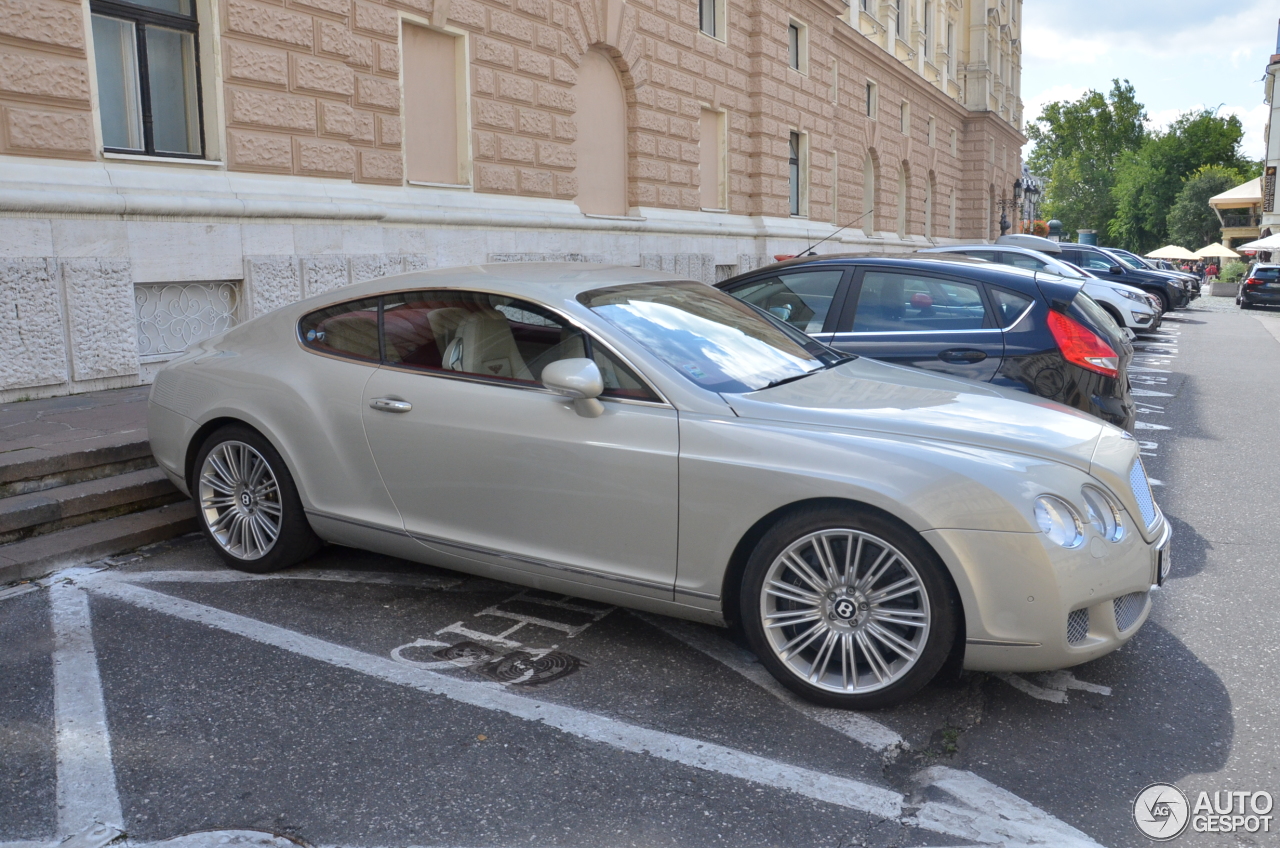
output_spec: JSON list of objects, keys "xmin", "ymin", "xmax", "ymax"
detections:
[
  {"xmin": 717, "ymin": 255, "xmax": 1136, "ymax": 430},
  {"xmin": 1238, "ymin": 264, "xmax": 1280, "ymax": 308}
]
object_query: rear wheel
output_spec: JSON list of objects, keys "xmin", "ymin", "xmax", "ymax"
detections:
[
  {"xmin": 193, "ymin": 425, "xmax": 320, "ymax": 573},
  {"xmin": 740, "ymin": 505, "xmax": 958, "ymax": 709},
  {"xmin": 1150, "ymin": 289, "xmax": 1171, "ymax": 313}
]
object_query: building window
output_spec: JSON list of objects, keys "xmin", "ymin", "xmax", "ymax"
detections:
[
  {"xmin": 928, "ymin": 116, "xmax": 936, "ymax": 147},
  {"xmin": 789, "ymin": 132, "xmax": 801, "ymax": 216},
  {"xmin": 900, "ymin": 101, "xmax": 910, "ymax": 135},
  {"xmin": 923, "ymin": 1, "xmax": 932, "ymax": 59},
  {"xmin": 403, "ymin": 22, "xmax": 465, "ymax": 186},
  {"xmin": 950, "ymin": 127, "xmax": 957, "ymax": 157},
  {"xmin": 946, "ymin": 22, "xmax": 955, "ymax": 78},
  {"xmin": 866, "ymin": 81, "xmax": 877, "ymax": 119},
  {"xmin": 897, "ymin": 165, "xmax": 907, "ymax": 237},
  {"xmin": 862, "ymin": 151, "xmax": 876, "ymax": 232},
  {"xmin": 830, "ymin": 59, "xmax": 839, "ymax": 104},
  {"xmin": 90, "ymin": 0, "xmax": 204, "ymax": 157},
  {"xmin": 894, "ymin": 0, "xmax": 903, "ymax": 38},
  {"xmin": 699, "ymin": 0, "xmax": 724, "ymax": 39},
  {"xmin": 788, "ymin": 21, "xmax": 807, "ymax": 73}
]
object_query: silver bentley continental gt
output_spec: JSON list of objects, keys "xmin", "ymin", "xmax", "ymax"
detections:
[{"xmin": 147, "ymin": 263, "xmax": 1171, "ymax": 708}]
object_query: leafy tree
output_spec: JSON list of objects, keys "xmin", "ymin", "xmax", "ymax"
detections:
[
  {"xmin": 1166, "ymin": 166, "xmax": 1248, "ymax": 250},
  {"xmin": 1025, "ymin": 80, "xmax": 1147, "ymax": 236},
  {"xmin": 1108, "ymin": 110, "xmax": 1251, "ymax": 252}
]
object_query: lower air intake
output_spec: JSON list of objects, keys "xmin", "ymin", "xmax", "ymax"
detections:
[
  {"xmin": 1067, "ymin": 608, "xmax": 1090, "ymax": 644},
  {"xmin": 1113, "ymin": 592, "xmax": 1148, "ymax": 632}
]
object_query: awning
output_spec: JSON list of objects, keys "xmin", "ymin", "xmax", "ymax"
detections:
[
  {"xmin": 1195, "ymin": 243, "xmax": 1241, "ymax": 259},
  {"xmin": 1236, "ymin": 233, "xmax": 1280, "ymax": 251},
  {"xmin": 1208, "ymin": 177, "xmax": 1262, "ymax": 209},
  {"xmin": 1145, "ymin": 245, "xmax": 1199, "ymax": 260}
]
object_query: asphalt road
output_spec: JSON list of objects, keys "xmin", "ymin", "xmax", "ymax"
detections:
[{"xmin": 2, "ymin": 299, "xmax": 1279, "ymax": 848}]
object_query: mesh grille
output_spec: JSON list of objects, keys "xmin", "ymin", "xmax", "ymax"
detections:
[
  {"xmin": 1113, "ymin": 592, "xmax": 1148, "ymax": 632},
  {"xmin": 1067, "ymin": 608, "xmax": 1090, "ymax": 644},
  {"xmin": 1129, "ymin": 459, "xmax": 1157, "ymax": 527}
]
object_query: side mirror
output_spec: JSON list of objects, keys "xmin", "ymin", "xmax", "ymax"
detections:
[
  {"xmin": 1108, "ymin": 265, "xmax": 1124, "ymax": 275},
  {"xmin": 541, "ymin": 358, "xmax": 605, "ymax": 418}
]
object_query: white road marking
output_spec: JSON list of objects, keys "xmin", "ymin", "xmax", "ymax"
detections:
[
  {"xmin": 1149, "ymin": 478, "xmax": 1164, "ymax": 487},
  {"xmin": 633, "ymin": 612, "xmax": 906, "ymax": 754},
  {"xmin": 1131, "ymin": 389, "xmax": 1173, "ymax": 397},
  {"xmin": 911, "ymin": 767, "xmax": 1104, "ymax": 848},
  {"xmin": 993, "ymin": 670, "xmax": 1111, "ymax": 703},
  {"xmin": 81, "ymin": 576, "xmax": 908, "ymax": 820},
  {"xmin": 437, "ymin": 589, "xmax": 614, "ymax": 650},
  {"xmin": 1134, "ymin": 421, "xmax": 1170, "ymax": 431},
  {"xmin": 49, "ymin": 582, "xmax": 124, "ymax": 837}
]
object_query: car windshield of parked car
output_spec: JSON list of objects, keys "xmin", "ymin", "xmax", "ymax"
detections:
[
  {"xmin": 1103, "ymin": 250, "xmax": 1142, "ymax": 270},
  {"xmin": 580, "ymin": 281, "xmax": 832, "ymax": 393}
]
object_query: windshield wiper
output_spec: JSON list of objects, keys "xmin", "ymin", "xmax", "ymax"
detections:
[{"xmin": 760, "ymin": 369, "xmax": 823, "ymax": 390}]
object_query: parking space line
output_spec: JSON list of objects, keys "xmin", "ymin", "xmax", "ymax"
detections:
[
  {"xmin": 114, "ymin": 569, "xmax": 461, "ymax": 590},
  {"xmin": 48, "ymin": 582, "xmax": 124, "ymax": 839},
  {"xmin": 81, "ymin": 576, "xmax": 907, "ymax": 822},
  {"xmin": 632, "ymin": 612, "xmax": 906, "ymax": 754}
]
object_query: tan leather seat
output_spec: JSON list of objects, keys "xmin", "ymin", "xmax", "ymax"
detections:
[{"xmin": 442, "ymin": 308, "xmax": 533, "ymax": 380}]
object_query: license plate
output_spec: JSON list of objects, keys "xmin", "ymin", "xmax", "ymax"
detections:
[{"xmin": 1153, "ymin": 543, "xmax": 1171, "ymax": 586}]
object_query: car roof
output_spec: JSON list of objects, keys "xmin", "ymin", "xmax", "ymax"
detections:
[
  {"xmin": 922, "ymin": 243, "xmax": 1052, "ymax": 259},
  {"xmin": 309, "ymin": 262, "xmax": 689, "ymax": 307},
  {"xmin": 717, "ymin": 252, "xmax": 1064, "ymax": 291}
]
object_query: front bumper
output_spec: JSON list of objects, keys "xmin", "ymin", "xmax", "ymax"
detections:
[{"xmin": 923, "ymin": 516, "xmax": 1169, "ymax": 672}]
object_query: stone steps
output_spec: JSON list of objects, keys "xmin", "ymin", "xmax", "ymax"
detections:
[{"xmin": 0, "ymin": 422, "xmax": 200, "ymax": 584}]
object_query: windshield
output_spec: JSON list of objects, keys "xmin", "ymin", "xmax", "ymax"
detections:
[
  {"xmin": 1102, "ymin": 249, "xmax": 1142, "ymax": 270},
  {"xmin": 580, "ymin": 281, "xmax": 835, "ymax": 393}
]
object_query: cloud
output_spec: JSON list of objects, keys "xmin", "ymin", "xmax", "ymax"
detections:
[{"xmin": 1022, "ymin": 84, "xmax": 1089, "ymax": 125}]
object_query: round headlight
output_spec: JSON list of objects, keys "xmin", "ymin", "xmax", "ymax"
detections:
[
  {"xmin": 1034, "ymin": 496, "xmax": 1083, "ymax": 548},
  {"xmin": 1081, "ymin": 487, "xmax": 1124, "ymax": 542}
]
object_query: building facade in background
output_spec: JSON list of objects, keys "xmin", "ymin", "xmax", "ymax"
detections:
[
  {"xmin": 0, "ymin": 0, "xmax": 1024, "ymax": 399},
  {"xmin": 1261, "ymin": 25, "xmax": 1279, "ymax": 241}
]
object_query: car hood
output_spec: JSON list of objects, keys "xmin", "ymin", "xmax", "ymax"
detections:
[{"xmin": 724, "ymin": 358, "xmax": 1105, "ymax": 472}]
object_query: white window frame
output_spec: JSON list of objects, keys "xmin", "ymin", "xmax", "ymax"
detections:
[{"xmin": 788, "ymin": 19, "xmax": 808, "ymax": 74}]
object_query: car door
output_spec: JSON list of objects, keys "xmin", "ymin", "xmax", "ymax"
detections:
[
  {"xmin": 825, "ymin": 266, "xmax": 1005, "ymax": 382},
  {"xmin": 360, "ymin": 289, "xmax": 680, "ymax": 600},
  {"xmin": 720, "ymin": 267, "xmax": 850, "ymax": 343}
]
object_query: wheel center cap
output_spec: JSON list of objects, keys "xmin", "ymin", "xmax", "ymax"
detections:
[
  {"xmin": 239, "ymin": 492, "xmax": 252, "ymax": 509},
  {"xmin": 833, "ymin": 598, "xmax": 858, "ymax": 620}
]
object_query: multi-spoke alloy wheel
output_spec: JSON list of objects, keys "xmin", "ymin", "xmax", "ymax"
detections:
[
  {"xmin": 742, "ymin": 507, "xmax": 956, "ymax": 708},
  {"xmin": 760, "ymin": 529, "xmax": 929, "ymax": 694},
  {"xmin": 199, "ymin": 441, "xmax": 282, "ymax": 559},
  {"xmin": 192, "ymin": 426, "xmax": 320, "ymax": 573}
]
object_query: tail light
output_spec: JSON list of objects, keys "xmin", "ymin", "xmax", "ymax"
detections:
[
  {"xmin": 1245, "ymin": 277, "xmax": 1263, "ymax": 286},
  {"xmin": 774, "ymin": 254, "xmax": 797, "ymax": 261},
  {"xmin": 1047, "ymin": 310, "xmax": 1119, "ymax": 378}
]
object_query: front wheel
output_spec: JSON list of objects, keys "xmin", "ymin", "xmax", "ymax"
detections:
[
  {"xmin": 193, "ymin": 425, "xmax": 321, "ymax": 573},
  {"xmin": 740, "ymin": 506, "xmax": 958, "ymax": 709}
]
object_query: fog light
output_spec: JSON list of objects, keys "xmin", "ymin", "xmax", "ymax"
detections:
[{"xmin": 1035, "ymin": 496, "xmax": 1083, "ymax": 548}]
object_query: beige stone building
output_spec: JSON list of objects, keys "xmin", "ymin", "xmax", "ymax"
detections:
[{"xmin": 0, "ymin": 0, "xmax": 1024, "ymax": 399}]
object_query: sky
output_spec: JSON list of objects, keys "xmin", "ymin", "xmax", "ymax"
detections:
[{"xmin": 1020, "ymin": 0, "xmax": 1278, "ymax": 161}]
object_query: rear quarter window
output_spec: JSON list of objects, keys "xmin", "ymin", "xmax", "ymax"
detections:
[{"xmin": 299, "ymin": 297, "xmax": 381, "ymax": 362}]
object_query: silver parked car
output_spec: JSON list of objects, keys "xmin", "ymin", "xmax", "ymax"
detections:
[{"xmin": 148, "ymin": 264, "xmax": 1171, "ymax": 708}]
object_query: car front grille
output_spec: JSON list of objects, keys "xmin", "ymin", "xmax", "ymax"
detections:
[
  {"xmin": 1129, "ymin": 459, "xmax": 1157, "ymax": 527},
  {"xmin": 1067, "ymin": 608, "xmax": 1090, "ymax": 644},
  {"xmin": 1113, "ymin": 592, "xmax": 1148, "ymax": 632}
]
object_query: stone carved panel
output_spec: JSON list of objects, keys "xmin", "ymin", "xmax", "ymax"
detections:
[
  {"xmin": 350, "ymin": 254, "xmax": 397, "ymax": 283},
  {"xmin": 0, "ymin": 259, "xmax": 67, "ymax": 391},
  {"xmin": 135, "ymin": 282, "xmax": 240, "ymax": 359},
  {"xmin": 487, "ymin": 253, "xmax": 606, "ymax": 262},
  {"xmin": 246, "ymin": 256, "xmax": 301, "ymax": 316},
  {"xmin": 640, "ymin": 253, "xmax": 715, "ymax": 285},
  {"xmin": 301, "ymin": 256, "xmax": 348, "ymax": 296},
  {"xmin": 63, "ymin": 258, "xmax": 139, "ymax": 381}
]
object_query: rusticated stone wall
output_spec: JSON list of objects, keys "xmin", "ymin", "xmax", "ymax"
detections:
[
  {"xmin": 223, "ymin": 0, "xmax": 408, "ymax": 183},
  {"xmin": 0, "ymin": 0, "xmax": 95, "ymax": 159}
]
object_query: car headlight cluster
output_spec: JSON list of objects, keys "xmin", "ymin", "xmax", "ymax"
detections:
[
  {"xmin": 1118, "ymin": 289, "xmax": 1147, "ymax": 304},
  {"xmin": 1034, "ymin": 488, "xmax": 1127, "ymax": 548}
]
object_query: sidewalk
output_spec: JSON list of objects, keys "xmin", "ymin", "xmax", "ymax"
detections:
[{"xmin": 0, "ymin": 385, "xmax": 150, "ymax": 455}]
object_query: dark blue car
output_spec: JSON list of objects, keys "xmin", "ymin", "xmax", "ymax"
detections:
[{"xmin": 716, "ymin": 254, "xmax": 1136, "ymax": 431}]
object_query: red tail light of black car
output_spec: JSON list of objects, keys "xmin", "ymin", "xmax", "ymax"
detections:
[{"xmin": 1047, "ymin": 310, "xmax": 1119, "ymax": 378}]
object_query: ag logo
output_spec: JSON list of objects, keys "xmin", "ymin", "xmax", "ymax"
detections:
[{"xmin": 1134, "ymin": 783, "xmax": 1190, "ymax": 840}]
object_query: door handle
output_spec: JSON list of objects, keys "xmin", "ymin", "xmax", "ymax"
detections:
[
  {"xmin": 938, "ymin": 348, "xmax": 987, "ymax": 364},
  {"xmin": 369, "ymin": 397, "xmax": 413, "ymax": 413}
]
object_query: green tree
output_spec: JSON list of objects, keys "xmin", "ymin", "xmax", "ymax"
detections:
[
  {"xmin": 1166, "ymin": 166, "xmax": 1247, "ymax": 250},
  {"xmin": 1025, "ymin": 80, "xmax": 1147, "ymax": 236},
  {"xmin": 1108, "ymin": 110, "xmax": 1251, "ymax": 252}
]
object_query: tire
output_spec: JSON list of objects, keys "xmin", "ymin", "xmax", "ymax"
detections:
[
  {"xmin": 192, "ymin": 424, "xmax": 321, "ymax": 573},
  {"xmin": 1150, "ymin": 290, "xmax": 1171, "ymax": 313},
  {"xmin": 739, "ymin": 505, "xmax": 959, "ymax": 709}
]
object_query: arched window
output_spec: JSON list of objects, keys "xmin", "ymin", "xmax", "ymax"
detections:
[
  {"xmin": 574, "ymin": 50, "xmax": 628, "ymax": 216},
  {"xmin": 862, "ymin": 151, "xmax": 877, "ymax": 234}
]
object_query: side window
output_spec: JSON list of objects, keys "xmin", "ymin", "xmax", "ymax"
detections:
[
  {"xmin": 299, "ymin": 298, "xmax": 382, "ymax": 362},
  {"xmin": 380, "ymin": 290, "xmax": 658, "ymax": 400},
  {"xmin": 989, "ymin": 287, "xmax": 1034, "ymax": 328},
  {"xmin": 1068, "ymin": 251, "xmax": 1114, "ymax": 272},
  {"xmin": 1000, "ymin": 252, "xmax": 1048, "ymax": 271},
  {"xmin": 729, "ymin": 270, "xmax": 844, "ymax": 333},
  {"xmin": 850, "ymin": 271, "xmax": 989, "ymax": 332}
]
